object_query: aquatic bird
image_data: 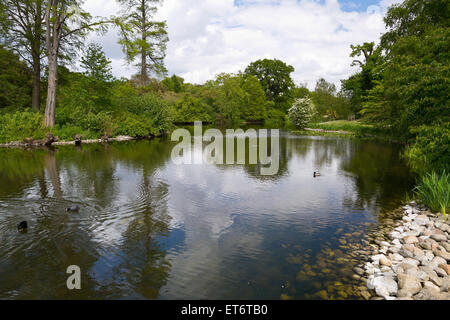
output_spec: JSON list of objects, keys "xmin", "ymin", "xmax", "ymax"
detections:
[
  {"xmin": 17, "ymin": 221, "xmax": 28, "ymax": 232},
  {"xmin": 314, "ymin": 172, "xmax": 321, "ymax": 178},
  {"xmin": 66, "ymin": 205, "xmax": 80, "ymax": 212}
]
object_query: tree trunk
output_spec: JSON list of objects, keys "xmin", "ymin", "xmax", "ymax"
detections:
[
  {"xmin": 32, "ymin": 1, "xmax": 43, "ymax": 111},
  {"xmin": 140, "ymin": 0, "xmax": 147, "ymax": 87},
  {"xmin": 45, "ymin": 52, "xmax": 58, "ymax": 127},
  {"xmin": 141, "ymin": 49, "xmax": 147, "ymax": 87},
  {"xmin": 32, "ymin": 55, "xmax": 41, "ymax": 111}
]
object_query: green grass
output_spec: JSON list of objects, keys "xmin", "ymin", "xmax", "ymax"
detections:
[
  {"xmin": 306, "ymin": 120, "xmax": 392, "ymax": 140},
  {"xmin": 414, "ymin": 171, "xmax": 449, "ymax": 220},
  {"xmin": 308, "ymin": 120, "xmax": 373, "ymax": 132}
]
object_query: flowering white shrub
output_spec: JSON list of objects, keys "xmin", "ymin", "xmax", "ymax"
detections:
[{"xmin": 288, "ymin": 97, "xmax": 316, "ymax": 129}]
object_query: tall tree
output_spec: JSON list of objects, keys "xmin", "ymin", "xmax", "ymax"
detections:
[
  {"xmin": 244, "ymin": 58, "xmax": 295, "ymax": 111},
  {"xmin": 341, "ymin": 42, "xmax": 383, "ymax": 115},
  {"xmin": 381, "ymin": 0, "xmax": 449, "ymax": 50},
  {"xmin": 241, "ymin": 75, "xmax": 267, "ymax": 121},
  {"xmin": 0, "ymin": 0, "xmax": 45, "ymax": 111},
  {"xmin": 362, "ymin": 0, "xmax": 449, "ymax": 139},
  {"xmin": 80, "ymin": 42, "xmax": 113, "ymax": 81},
  {"xmin": 117, "ymin": 0, "xmax": 168, "ymax": 87},
  {"xmin": 43, "ymin": 0, "xmax": 110, "ymax": 127}
]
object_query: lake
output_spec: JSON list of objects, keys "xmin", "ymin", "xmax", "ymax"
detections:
[{"xmin": 0, "ymin": 130, "xmax": 415, "ymax": 299}]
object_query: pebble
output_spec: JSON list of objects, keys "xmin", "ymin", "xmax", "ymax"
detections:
[{"xmin": 354, "ymin": 201, "xmax": 450, "ymax": 300}]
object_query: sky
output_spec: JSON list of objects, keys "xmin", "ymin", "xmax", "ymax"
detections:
[{"xmin": 82, "ymin": 0, "xmax": 402, "ymax": 89}]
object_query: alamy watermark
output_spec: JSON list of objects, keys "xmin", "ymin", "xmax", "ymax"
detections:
[
  {"xmin": 66, "ymin": 265, "xmax": 81, "ymax": 290},
  {"xmin": 171, "ymin": 122, "xmax": 280, "ymax": 176}
]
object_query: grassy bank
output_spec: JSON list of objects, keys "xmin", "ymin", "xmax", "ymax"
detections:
[{"xmin": 303, "ymin": 120, "xmax": 394, "ymax": 140}]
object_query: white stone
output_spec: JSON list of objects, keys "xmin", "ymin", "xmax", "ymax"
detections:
[
  {"xmin": 369, "ymin": 276, "xmax": 398, "ymax": 297},
  {"xmin": 371, "ymin": 254, "xmax": 386, "ymax": 264},
  {"xmin": 403, "ymin": 258, "xmax": 420, "ymax": 267}
]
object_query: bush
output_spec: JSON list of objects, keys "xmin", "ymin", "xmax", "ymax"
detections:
[
  {"xmin": 172, "ymin": 95, "xmax": 213, "ymax": 123},
  {"xmin": 405, "ymin": 124, "xmax": 450, "ymax": 174},
  {"xmin": 414, "ymin": 171, "xmax": 449, "ymax": 220},
  {"xmin": 113, "ymin": 112, "xmax": 154, "ymax": 137},
  {"xmin": 114, "ymin": 93, "xmax": 172, "ymax": 135},
  {"xmin": 264, "ymin": 108, "xmax": 287, "ymax": 128},
  {"xmin": 288, "ymin": 97, "xmax": 316, "ymax": 129},
  {"xmin": 0, "ymin": 110, "xmax": 46, "ymax": 143},
  {"xmin": 51, "ymin": 125, "xmax": 96, "ymax": 141}
]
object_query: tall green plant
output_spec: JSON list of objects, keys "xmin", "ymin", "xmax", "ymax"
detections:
[{"xmin": 414, "ymin": 171, "xmax": 449, "ymax": 220}]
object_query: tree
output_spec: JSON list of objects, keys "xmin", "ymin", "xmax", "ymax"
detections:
[
  {"xmin": 359, "ymin": 0, "xmax": 449, "ymax": 140},
  {"xmin": 44, "ymin": 0, "xmax": 110, "ymax": 127},
  {"xmin": 362, "ymin": 26, "xmax": 450, "ymax": 139},
  {"xmin": 161, "ymin": 74, "xmax": 184, "ymax": 93},
  {"xmin": 244, "ymin": 58, "xmax": 295, "ymax": 108},
  {"xmin": 341, "ymin": 42, "xmax": 383, "ymax": 116},
  {"xmin": 350, "ymin": 42, "xmax": 376, "ymax": 67},
  {"xmin": 381, "ymin": 0, "xmax": 449, "ymax": 50},
  {"xmin": 241, "ymin": 75, "xmax": 266, "ymax": 121},
  {"xmin": 172, "ymin": 95, "xmax": 213, "ymax": 123},
  {"xmin": 117, "ymin": 0, "xmax": 168, "ymax": 87},
  {"xmin": 0, "ymin": 45, "xmax": 32, "ymax": 109},
  {"xmin": 80, "ymin": 42, "xmax": 113, "ymax": 82},
  {"xmin": 288, "ymin": 97, "xmax": 316, "ymax": 129},
  {"xmin": 311, "ymin": 78, "xmax": 336, "ymax": 118},
  {"xmin": 0, "ymin": 0, "xmax": 45, "ymax": 111},
  {"xmin": 214, "ymin": 73, "xmax": 246, "ymax": 125}
]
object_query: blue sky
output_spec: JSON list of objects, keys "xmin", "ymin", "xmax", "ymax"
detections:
[
  {"xmin": 234, "ymin": 0, "xmax": 383, "ymax": 11},
  {"xmin": 339, "ymin": 0, "xmax": 382, "ymax": 11}
]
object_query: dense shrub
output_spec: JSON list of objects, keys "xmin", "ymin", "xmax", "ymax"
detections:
[
  {"xmin": 51, "ymin": 125, "xmax": 96, "ymax": 141},
  {"xmin": 172, "ymin": 95, "xmax": 213, "ymax": 123},
  {"xmin": 405, "ymin": 123, "xmax": 450, "ymax": 174},
  {"xmin": 264, "ymin": 107, "xmax": 287, "ymax": 128},
  {"xmin": 0, "ymin": 47, "xmax": 32, "ymax": 110},
  {"xmin": 288, "ymin": 97, "xmax": 316, "ymax": 129},
  {"xmin": 113, "ymin": 112, "xmax": 154, "ymax": 137},
  {"xmin": 0, "ymin": 110, "xmax": 46, "ymax": 143}
]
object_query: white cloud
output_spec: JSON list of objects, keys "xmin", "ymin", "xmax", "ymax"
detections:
[{"xmin": 80, "ymin": 0, "xmax": 397, "ymax": 89}]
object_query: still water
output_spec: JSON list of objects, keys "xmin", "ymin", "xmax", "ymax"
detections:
[{"xmin": 0, "ymin": 131, "xmax": 415, "ymax": 299}]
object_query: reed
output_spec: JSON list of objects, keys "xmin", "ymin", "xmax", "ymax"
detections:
[{"xmin": 414, "ymin": 171, "xmax": 450, "ymax": 220}]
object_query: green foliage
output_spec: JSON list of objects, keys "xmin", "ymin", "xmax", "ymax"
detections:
[
  {"xmin": 244, "ymin": 58, "xmax": 295, "ymax": 110},
  {"xmin": 172, "ymin": 95, "xmax": 213, "ymax": 123},
  {"xmin": 114, "ymin": 93, "xmax": 172, "ymax": 135},
  {"xmin": 214, "ymin": 73, "xmax": 246, "ymax": 125},
  {"xmin": 306, "ymin": 120, "xmax": 390, "ymax": 138},
  {"xmin": 161, "ymin": 75, "xmax": 184, "ymax": 93},
  {"xmin": 404, "ymin": 124, "xmax": 450, "ymax": 174},
  {"xmin": 241, "ymin": 75, "xmax": 266, "ymax": 121},
  {"xmin": 0, "ymin": 109, "xmax": 46, "ymax": 143},
  {"xmin": 0, "ymin": 46, "xmax": 32, "ymax": 110},
  {"xmin": 117, "ymin": 0, "xmax": 168, "ymax": 82},
  {"xmin": 51, "ymin": 125, "xmax": 96, "ymax": 141},
  {"xmin": 56, "ymin": 66, "xmax": 113, "ymax": 114},
  {"xmin": 81, "ymin": 43, "xmax": 113, "ymax": 82},
  {"xmin": 414, "ymin": 171, "xmax": 449, "ymax": 220},
  {"xmin": 264, "ymin": 107, "xmax": 287, "ymax": 128},
  {"xmin": 341, "ymin": 42, "xmax": 383, "ymax": 116},
  {"xmin": 113, "ymin": 112, "xmax": 154, "ymax": 137},
  {"xmin": 381, "ymin": 0, "xmax": 450, "ymax": 49},
  {"xmin": 288, "ymin": 97, "xmax": 316, "ymax": 129},
  {"xmin": 362, "ymin": 27, "xmax": 450, "ymax": 140}
]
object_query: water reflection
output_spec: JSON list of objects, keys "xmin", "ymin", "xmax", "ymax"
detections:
[{"xmin": 0, "ymin": 132, "xmax": 415, "ymax": 299}]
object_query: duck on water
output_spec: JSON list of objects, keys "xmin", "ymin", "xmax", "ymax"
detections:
[{"xmin": 17, "ymin": 221, "xmax": 28, "ymax": 232}]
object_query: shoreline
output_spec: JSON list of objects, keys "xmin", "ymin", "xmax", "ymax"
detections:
[
  {"xmin": 352, "ymin": 201, "xmax": 450, "ymax": 300},
  {"xmin": 0, "ymin": 135, "xmax": 166, "ymax": 149}
]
